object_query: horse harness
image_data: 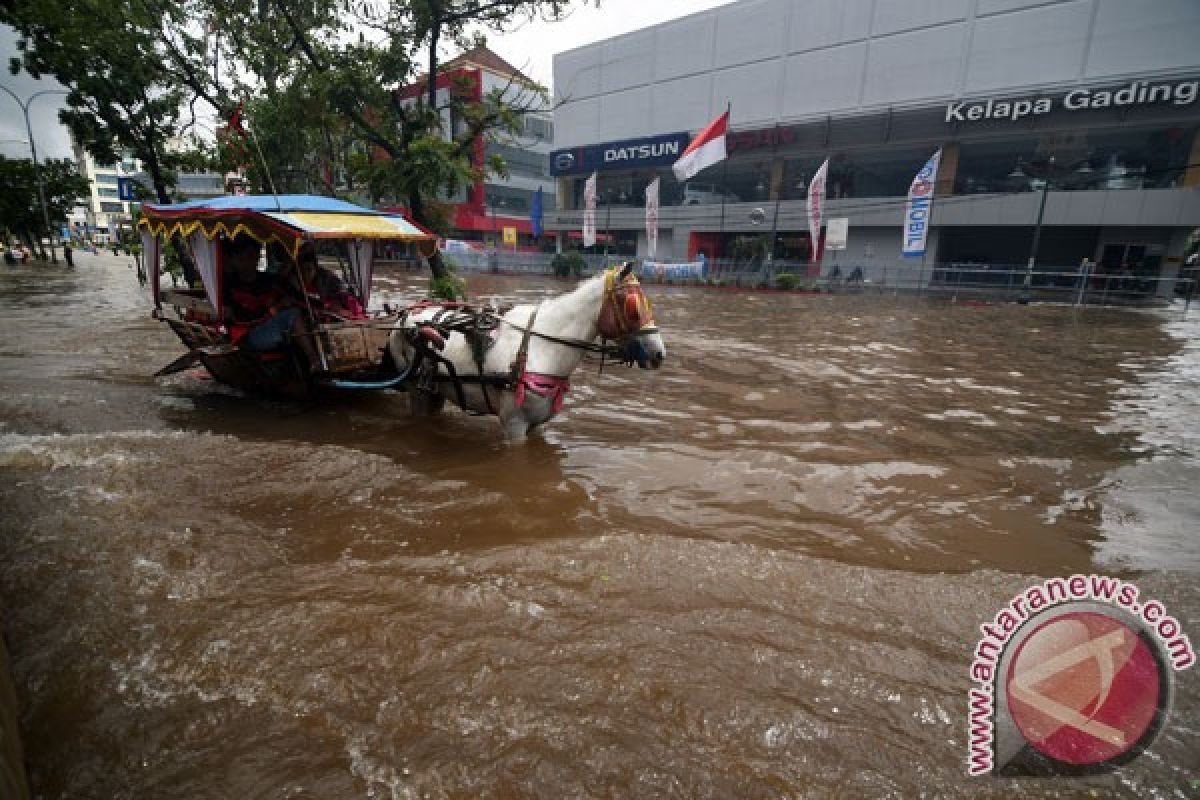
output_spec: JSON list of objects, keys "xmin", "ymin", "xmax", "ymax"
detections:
[{"xmin": 399, "ymin": 271, "xmax": 657, "ymax": 417}]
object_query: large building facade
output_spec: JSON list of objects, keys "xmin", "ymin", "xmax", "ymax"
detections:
[
  {"xmin": 548, "ymin": 0, "xmax": 1200, "ymax": 289},
  {"xmin": 68, "ymin": 143, "xmax": 142, "ymax": 244},
  {"xmin": 398, "ymin": 45, "xmax": 557, "ymax": 249}
]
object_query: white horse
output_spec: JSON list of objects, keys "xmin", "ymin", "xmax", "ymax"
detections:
[{"xmin": 388, "ymin": 263, "xmax": 666, "ymax": 439}]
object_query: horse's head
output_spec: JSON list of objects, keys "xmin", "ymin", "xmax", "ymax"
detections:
[{"xmin": 597, "ymin": 262, "xmax": 666, "ymax": 369}]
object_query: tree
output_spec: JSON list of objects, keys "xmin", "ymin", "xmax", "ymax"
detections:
[
  {"xmin": 0, "ymin": 156, "xmax": 91, "ymax": 250},
  {"xmin": 270, "ymin": 0, "xmax": 575, "ymax": 287},
  {"xmin": 2, "ymin": 2, "xmax": 203, "ymax": 205}
]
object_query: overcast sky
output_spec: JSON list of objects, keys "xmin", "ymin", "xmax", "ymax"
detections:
[
  {"xmin": 0, "ymin": 1, "xmax": 738, "ymax": 161},
  {"xmin": 0, "ymin": 26, "xmax": 73, "ymax": 160}
]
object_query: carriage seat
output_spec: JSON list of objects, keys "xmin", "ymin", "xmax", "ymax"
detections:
[{"xmin": 161, "ymin": 289, "xmax": 217, "ymax": 317}]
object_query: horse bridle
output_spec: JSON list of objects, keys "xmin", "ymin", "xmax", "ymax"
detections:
[
  {"xmin": 501, "ymin": 267, "xmax": 659, "ymax": 355},
  {"xmin": 598, "ymin": 268, "xmax": 659, "ymax": 339}
]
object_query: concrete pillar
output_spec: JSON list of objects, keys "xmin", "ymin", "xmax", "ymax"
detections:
[
  {"xmin": 1185, "ymin": 129, "xmax": 1200, "ymax": 188},
  {"xmin": 769, "ymin": 159, "xmax": 785, "ymax": 202},
  {"xmin": 1158, "ymin": 228, "xmax": 1192, "ymax": 298},
  {"xmin": 936, "ymin": 142, "xmax": 960, "ymax": 196},
  {"xmin": 557, "ymin": 177, "xmax": 573, "ymax": 210}
]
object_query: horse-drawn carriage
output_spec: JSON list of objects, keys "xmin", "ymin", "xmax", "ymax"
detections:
[
  {"xmin": 139, "ymin": 194, "xmax": 666, "ymax": 437},
  {"xmin": 139, "ymin": 194, "xmax": 437, "ymax": 397}
]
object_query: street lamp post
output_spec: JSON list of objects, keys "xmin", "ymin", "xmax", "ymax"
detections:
[
  {"xmin": 1020, "ymin": 156, "xmax": 1055, "ymax": 302},
  {"xmin": 0, "ymin": 85, "xmax": 70, "ymax": 264}
]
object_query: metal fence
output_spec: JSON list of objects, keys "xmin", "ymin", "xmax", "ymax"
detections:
[{"xmin": 404, "ymin": 252, "xmax": 1197, "ymax": 311}]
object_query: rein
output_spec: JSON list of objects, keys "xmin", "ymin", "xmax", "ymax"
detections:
[{"xmin": 407, "ymin": 267, "xmax": 659, "ymax": 416}]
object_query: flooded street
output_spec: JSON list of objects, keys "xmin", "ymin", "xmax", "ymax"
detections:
[{"xmin": 1, "ymin": 251, "xmax": 1197, "ymax": 798}]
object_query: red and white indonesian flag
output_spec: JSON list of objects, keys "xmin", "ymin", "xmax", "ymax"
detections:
[
  {"xmin": 672, "ymin": 109, "xmax": 729, "ymax": 183},
  {"xmin": 645, "ymin": 176, "xmax": 660, "ymax": 258},
  {"xmin": 583, "ymin": 172, "xmax": 597, "ymax": 248},
  {"xmin": 806, "ymin": 157, "xmax": 829, "ymax": 264},
  {"xmin": 902, "ymin": 148, "xmax": 942, "ymax": 257}
]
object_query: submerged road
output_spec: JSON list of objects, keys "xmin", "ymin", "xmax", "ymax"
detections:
[{"xmin": 0, "ymin": 250, "xmax": 1197, "ymax": 797}]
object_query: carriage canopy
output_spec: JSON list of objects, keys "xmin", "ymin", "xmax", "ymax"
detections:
[{"xmin": 137, "ymin": 194, "xmax": 437, "ymax": 313}]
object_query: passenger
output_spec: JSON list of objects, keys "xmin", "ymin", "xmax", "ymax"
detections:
[
  {"xmin": 289, "ymin": 244, "xmax": 366, "ymax": 320},
  {"xmin": 221, "ymin": 234, "xmax": 321, "ymax": 368}
]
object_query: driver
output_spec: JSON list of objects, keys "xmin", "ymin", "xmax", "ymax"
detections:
[
  {"xmin": 288, "ymin": 243, "xmax": 367, "ymax": 320},
  {"xmin": 222, "ymin": 234, "xmax": 321, "ymax": 367}
]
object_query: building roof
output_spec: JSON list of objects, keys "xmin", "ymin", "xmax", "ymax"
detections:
[
  {"xmin": 406, "ymin": 44, "xmax": 535, "ymax": 94},
  {"xmin": 443, "ymin": 44, "xmax": 530, "ymax": 83}
]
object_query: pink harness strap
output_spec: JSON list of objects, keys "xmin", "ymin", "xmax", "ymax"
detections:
[{"xmin": 514, "ymin": 370, "xmax": 571, "ymax": 414}]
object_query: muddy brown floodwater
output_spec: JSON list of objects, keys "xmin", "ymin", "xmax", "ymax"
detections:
[{"xmin": 1, "ymin": 251, "xmax": 1197, "ymax": 798}]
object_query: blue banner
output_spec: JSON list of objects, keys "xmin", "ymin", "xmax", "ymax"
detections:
[
  {"xmin": 531, "ymin": 186, "xmax": 543, "ymax": 238},
  {"xmin": 902, "ymin": 149, "xmax": 942, "ymax": 257}
]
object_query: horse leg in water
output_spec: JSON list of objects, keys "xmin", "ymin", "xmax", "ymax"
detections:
[{"xmin": 409, "ymin": 388, "xmax": 445, "ymax": 417}]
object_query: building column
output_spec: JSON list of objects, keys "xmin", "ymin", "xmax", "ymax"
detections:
[
  {"xmin": 936, "ymin": 142, "xmax": 959, "ymax": 196},
  {"xmin": 768, "ymin": 159, "xmax": 785, "ymax": 202},
  {"xmin": 1185, "ymin": 129, "xmax": 1200, "ymax": 188},
  {"xmin": 557, "ymin": 177, "xmax": 574, "ymax": 210},
  {"xmin": 1158, "ymin": 228, "xmax": 1192, "ymax": 298}
]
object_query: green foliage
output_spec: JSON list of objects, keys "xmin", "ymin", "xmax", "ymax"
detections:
[
  {"xmin": 0, "ymin": 156, "xmax": 90, "ymax": 243},
  {"xmin": 775, "ymin": 272, "xmax": 800, "ymax": 290},
  {"xmin": 4, "ymin": 0, "xmax": 576, "ymax": 284},
  {"xmin": 732, "ymin": 234, "xmax": 769, "ymax": 265},
  {"xmin": 2, "ymin": 0, "xmax": 200, "ymax": 202},
  {"xmin": 551, "ymin": 251, "xmax": 586, "ymax": 278},
  {"xmin": 427, "ymin": 257, "xmax": 466, "ymax": 300}
]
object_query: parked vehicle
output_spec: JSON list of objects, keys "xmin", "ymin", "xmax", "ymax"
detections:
[{"xmin": 682, "ymin": 182, "xmax": 740, "ymax": 205}]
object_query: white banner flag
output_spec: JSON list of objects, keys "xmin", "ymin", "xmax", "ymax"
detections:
[
  {"xmin": 645, "ymin": 177, "xmax": 660, "ymax": 258},
  {"xmin": 903, "ymin": 148, "xmax": 942, "ymax": 257},
  {"xmin": 806, "ymin": 158, "xmax": 829, "ymax": 264},
  {"xmin": 583, "ymin": 172, "xmax": 597, "ymax": 248}
]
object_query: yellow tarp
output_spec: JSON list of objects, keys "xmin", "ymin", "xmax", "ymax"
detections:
[{"xmin": 270, "ymin": 212, "xmax": 433, "ymax": 240}]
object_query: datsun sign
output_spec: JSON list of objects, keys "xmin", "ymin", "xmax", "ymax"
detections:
[{"xmin": 549, "ymin": 132, "xmax": 691, "ymax": 176}]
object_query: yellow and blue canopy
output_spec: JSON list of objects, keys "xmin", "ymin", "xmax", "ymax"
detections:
[{"xmin": 137, "ymin": 194, "xmax": 436, "ymax": 256}]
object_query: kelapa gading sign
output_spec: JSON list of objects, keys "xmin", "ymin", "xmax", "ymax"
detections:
[
  {"xmin": 550, "ymin": 132, "xmax": 691, "ymax": 176},
  {"xmin": 946, "ymin": 78, "xmax": 1198, "ymax": 123}
]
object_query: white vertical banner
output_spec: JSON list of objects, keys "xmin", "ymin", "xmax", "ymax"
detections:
[
  {"xmin": 346, "ymin": 239, "xmax": 374, "ymax": 307},
  {"xmin": 645, "ymin": 176, "xmax": 660, "ymax": 258},
  {"xmin": 187, "ymin": 231, "xmax": 221, "ymax": 314},
  {"xmin": 806, "ymin": 157, "xmax": 829, "ymax": 264},
  {"xmin": 583, "ymin": 172, "xmax": 597, "ymax": 248},
  {"xmin": 903, "ymin": 148, "xmax": 942, "ymax": 257},
  {"xmin": 141, "ymin": 230, "xmax": 161, "ymax": 306}
]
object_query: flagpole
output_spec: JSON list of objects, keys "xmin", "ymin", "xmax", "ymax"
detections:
[
  {"xmin": 605, "ymin": 192, "xmax": 611, "ymax": 259},
  {"xmin": 717, "ymin": 102, "xmax": 731, "ymax": 272}
]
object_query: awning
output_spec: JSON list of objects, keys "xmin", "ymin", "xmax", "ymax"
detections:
[
  {"xmin": 262, "ymin": 211, "xmax": 432, "ymax": 240},
  {"xmin": 137, "ymin": 194, "xmax": 437, "ymax": 257}
]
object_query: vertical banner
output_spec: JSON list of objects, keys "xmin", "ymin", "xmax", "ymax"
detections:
[
  {"xmin": 346, "ymin": 239, "xmax": 374, "ymax": 308},
  {"xmin": 141, "ymin": 230, "xmax": 160, "ymax": 306},
  {"xmin": 187, "ymin": 231, "xmax": 221, "ymax": 316},
  {"xmin": 583, "ymin": 172, "xmax": 597, "ymax": 248},
  {"xmin": 903, "ymin": 148, "xmax": 942, "ymax": 257},
  {"xmin": 645, "ymin": 176, "xmax": 660, "ymax": 258},
  {"xmin": 531, "ymin": 186, "xmax": 543, "ymax": 239},
  {"xmin": 806, "ymin": 158, "xmax": 829, "ymax": 265}
]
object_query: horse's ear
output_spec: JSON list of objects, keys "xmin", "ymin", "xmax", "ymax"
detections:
[{"xmin": 619, "ymin": 261, "xmax": 634, "ymax": 279}]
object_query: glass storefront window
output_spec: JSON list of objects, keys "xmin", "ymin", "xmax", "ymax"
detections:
[{"xmin": 956, "ymin": 125, "xmax": 1196, "ymax": 193}]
